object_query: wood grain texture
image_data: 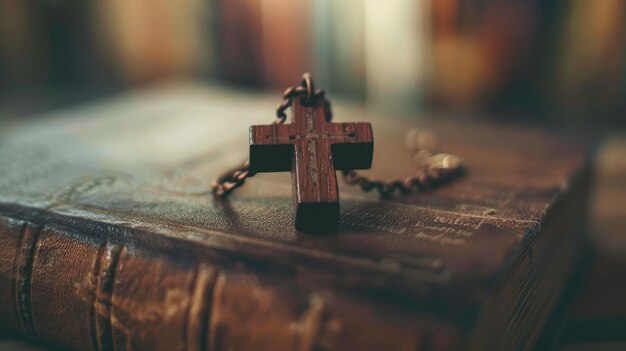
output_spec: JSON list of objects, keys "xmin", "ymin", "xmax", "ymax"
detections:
[
  {"xmin": 250, "ymin": 98, "xmax": 373, "ymax": 232},
  {"xmin": 0, "ymin": 83, "xmax": 593, "ymax": 351}
]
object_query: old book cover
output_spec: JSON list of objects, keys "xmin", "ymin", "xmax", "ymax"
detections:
[{"xmin": 0, "ymin": 83, "xmax": 591, "ymax": 351}]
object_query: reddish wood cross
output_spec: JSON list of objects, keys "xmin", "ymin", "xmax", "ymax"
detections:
[{"xmin": 249, "ymin": 98, "xmax": 373, "ymax": 232}]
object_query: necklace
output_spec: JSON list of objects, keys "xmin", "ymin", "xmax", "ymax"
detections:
[{"xmin": 213, "ymin": 73, "xmax": 463, "ymax": 232}]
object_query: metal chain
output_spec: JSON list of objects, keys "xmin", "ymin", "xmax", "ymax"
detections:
[
  {"xmin": 212, "ymin": 160, "xmax": 251, "ymax": 197},
  {"xmin": 276, "ymin": 73, "xmax": 332, "ymax": 123},
  {"xmin": 341, "ymin": 151, "xmax": 463, "ymax": 198},
  {"xmin": 212, "ymin": 73, "xmax": 463, "ymax": 198}
]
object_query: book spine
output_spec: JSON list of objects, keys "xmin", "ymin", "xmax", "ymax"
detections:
[
  {"xmin": 0, "ymin": 217, "xmax": 215, "ymax": 351},
  {"xmin": 313, "ymin": 0, "xmax": 367, "ymax": 100},
  {"xmin": 260, "ymin": 0, "xmax": 314, "ymax": 90},
  {"xmin": 364, "ymin": 0, "xmax": 433, "ymax": 111},
  {"xmin": 213, "ymin": 0, "xmax": 265, "ymax": 87},
  {"xmin": 0, "ymin": 213, "xmax": 459, "ymax": 351}
]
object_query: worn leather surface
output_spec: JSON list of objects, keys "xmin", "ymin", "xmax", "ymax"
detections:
[{"xmin": 0, "ymin": 84, "xmax": 592, "ymax": 350}]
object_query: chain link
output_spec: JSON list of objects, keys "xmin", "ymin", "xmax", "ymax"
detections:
[
  {"xmin": 212, "ymin": 160, "xmax": 251, "ymax": 197},
  {"xmin": 276, "ymin": 73, "xmax": 332, "ymax": 123},
  {"xmin": 212, "ymin": 73, "xmax": 463, "ymax": 198}
]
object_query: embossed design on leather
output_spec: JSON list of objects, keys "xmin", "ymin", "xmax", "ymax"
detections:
[
  {"xmin": 50, "ymin": 175, "xmax": 119, "ymax": 207},
  {"xmin": 91, "ymin": 242, "xmax": 122, "ymax": 351},
  {"xmin": 186, "ymin": 264, "xmax": 219, "ymax": 351}
]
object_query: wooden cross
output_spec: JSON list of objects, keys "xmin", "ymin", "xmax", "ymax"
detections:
[{"xmin": 249, "ymin": 98, "xmax": 373, "ymax": 232}]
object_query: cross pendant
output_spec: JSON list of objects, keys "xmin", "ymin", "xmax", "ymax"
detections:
[{"xmin": 249, "ymin": 97, "xmax": 373, "ymax": 233}]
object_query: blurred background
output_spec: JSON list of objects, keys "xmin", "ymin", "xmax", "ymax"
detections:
[
  {"xmin": 1, "ymin": 0, "xmax": 625, "ymax": 129},
  {"xmin": 0, "ymin": 1, "xmax": 625, "ymax": 350}
]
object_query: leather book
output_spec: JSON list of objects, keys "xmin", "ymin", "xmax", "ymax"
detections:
[{"xmin": 0, "ymin": 84, "xmax": 592, "ymax": 351}]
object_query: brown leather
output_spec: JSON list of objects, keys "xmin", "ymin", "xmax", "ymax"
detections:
[
  {"xmin": 0, "ymin": 85, "xmax": 593, "ymax": 350},
  {"xmin": 0, "ymin": 217, "xmax": 25, "ymax": 333}
]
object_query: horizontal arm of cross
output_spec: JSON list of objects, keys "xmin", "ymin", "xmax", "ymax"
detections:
[{"xmin": 249, "ymin": 122, "xmax": 373, "ymax": 172}]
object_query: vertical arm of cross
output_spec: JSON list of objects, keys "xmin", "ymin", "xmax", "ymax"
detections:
[{"xmin": 288, "ymin": 99, "xmax": 340, "ymax": 231}]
